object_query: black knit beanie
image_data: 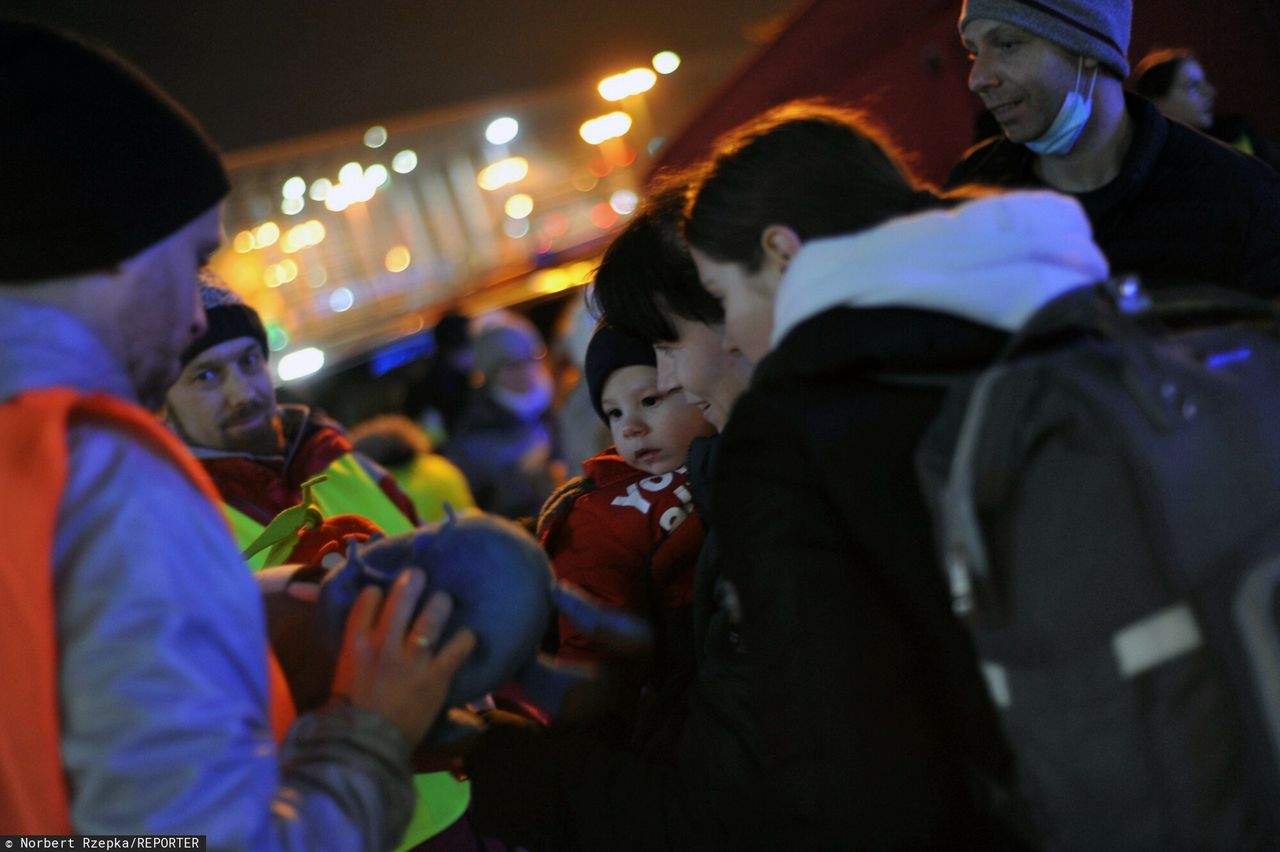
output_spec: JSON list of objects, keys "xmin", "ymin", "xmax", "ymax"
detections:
[
  {"xmin": 180, "ymin": 269, "xmax": 268, "ymax": 367},
  {"xmin": 0, "ymin": 20, "xmax": 230, "ymax": 281},
  {"xmin": 585, "ymin": 323, "xmax": 657, "ymax": 422}
]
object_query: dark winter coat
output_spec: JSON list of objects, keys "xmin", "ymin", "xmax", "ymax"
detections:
[
  {"xmin": 947, "ymin": 94, "xmax": 1280, "ymax": 297},
  {"xmin": 713, "ymin": 305, "xmax": 1025, "ymax": 849},
  {"xmin": 444, "ymin": 391, "xmax": 556, "ymax": 520}
]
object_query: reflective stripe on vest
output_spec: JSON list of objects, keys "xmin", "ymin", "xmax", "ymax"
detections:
[
  {"xmin": 230, "ymin": 453, "xmax": 417, "ymax": 570},
  {"xmin": 0, "ymin": 388, "xmax": 296, "ymax": 832}
]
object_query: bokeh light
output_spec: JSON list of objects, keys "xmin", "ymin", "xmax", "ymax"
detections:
[
  {"xmin": 266, "ymin": 323, "xmax": 290, "ymax": 352},
  {"xmin": 385, "ymin": 245, "xmax": 411, "ymax": 272},
  {"xmin": 329, "ymin": 288, "xmax": 354, "ymax": 313},
  {"xmin": 282, "ymin": 220, "xmax": 325, "ymax": 253},
  {"xmin": 254, "ymin": 222, "xmax": 280, "ymax": 248},
  {"xmin": 485, "ymin": 117, "xmax": 519, "ymax": 146},
  {"xmin": 339, "ymin": 162, "xmax": 364, "ymax": 184},
  {"xmin": 392, "ymin": 150, "xmax": 418, "ymax": 174},
  {"xmin": 589, "ymin": 202, "xmax": 619, "ymax": 230},
  {"xmin": 309, "ymin": 178, "xmax": 332, "ymax": 201},
  {"xmin": 580, "ymin": 112, "xmax": 632, "ymax": 145},
  {"xmin": 504, "ymin": 193, "xmax": 534, "ymax": 219},
  {"xmin": 477, "ymin": 157, "xmax": 529, "ymax": 191},
  {"xmin": 278, "ymin": 347, "xmax": 325, "ymax": 382},
  {"xmin": 610, "ymin": 189, "xmax": 638, "ymax": 215},
  {"xmin": 652, "ymin": 51, "xmax": 681, "ymax": 74},
  {"xmin": 598, "ymin": 68, "xmax": 656, "ymax": 101}
]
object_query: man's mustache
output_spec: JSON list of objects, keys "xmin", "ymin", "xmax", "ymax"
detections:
[{"xmin": 220, "ymin": 401, "xmax": 270, "ymax": 429}]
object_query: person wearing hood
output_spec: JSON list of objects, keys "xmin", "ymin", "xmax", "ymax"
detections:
[
  {"xmin": 445, "ymin": 312, "xmax": 562, "ymax": 521},
  {"xmin": 683, "ymin": 100, "xmax": 1109, "ymax": 848},
  {"xmin": 945, "ymin": 0, "xmax": 1280, "ymax": 295}
]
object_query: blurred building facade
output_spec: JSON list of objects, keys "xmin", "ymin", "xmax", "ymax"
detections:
[{"xmin": 209, "ymin": 46, "xmax": 740, "ymax": 389}]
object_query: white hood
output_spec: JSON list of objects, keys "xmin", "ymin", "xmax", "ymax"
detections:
[{"xmin": 771, "ymin": 191, "xmax": 1109, "ymax": 348}]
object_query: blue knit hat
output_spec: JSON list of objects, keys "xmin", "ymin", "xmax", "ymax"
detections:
[{"xmin": 959, "ymin": 0, "xmax": 1131, "ymax": 79}]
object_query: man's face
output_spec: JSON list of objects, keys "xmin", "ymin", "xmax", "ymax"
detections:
[
  {"xmin": 962, "ymin": 20, "xmax": 1082, "ymax": 144},
  {"xmin": 653, "ymin": 314, "xmax": 753, "ymax": 432},
  {"xmin": 166, "ymin": 336, "xmax": 281, "ymax": 454},
  {"xmin": 115, "ymin": 203, "xmax": 223, "ymax": 410}
]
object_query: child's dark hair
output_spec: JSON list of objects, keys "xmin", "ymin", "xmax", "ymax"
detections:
[
  {"xmin": 589, "ymin": 172, "xmax": 723, "ymax": 343},
  {"xmin": 1132, "ymin": 49, "xmax": 1197, "ymax": 100},
  {"xmin": 685, "ymin": 101, "xmax": 945, "ymax": 271}
]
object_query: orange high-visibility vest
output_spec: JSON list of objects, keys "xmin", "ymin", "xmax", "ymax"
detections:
[{"xmin": 0, "ymin": 388, "xmax": 296, "ymax": 834}]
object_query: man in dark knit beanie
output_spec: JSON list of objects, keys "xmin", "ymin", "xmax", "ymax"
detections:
[
  {"xmin": 163, "ymin": 273, "xmax": 478, "ymax": 848},
  {"xmin": 165, "ymin": 272, "xmax": 277, "ymax": 455},
  {"xmin": 947, "ymin": 0, "xmax": 1280, "ymax": 296},
  {"xmin": 0, "ymin": 20, "xmax": 469, "ymax": 844}
]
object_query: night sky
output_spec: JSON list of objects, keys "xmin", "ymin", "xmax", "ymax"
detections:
[{"xmin": 2, "ymin": 0, "xmax": 800, "ymax": 151}]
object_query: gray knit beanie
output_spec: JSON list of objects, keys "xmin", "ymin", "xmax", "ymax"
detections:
[{"xmin": 959, "ymin": 0, "xmax": 1131, "ymax": 79}]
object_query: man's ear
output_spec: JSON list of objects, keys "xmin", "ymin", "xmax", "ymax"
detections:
[{"xmin": 760, "ymin": 225, "xmax": 802, "ymax": 272}]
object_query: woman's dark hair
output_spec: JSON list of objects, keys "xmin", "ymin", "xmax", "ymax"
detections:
[
  {"xmin": 1132, "ymin": 49, "xmax": 1196, "ymax": 100},
  {"xmin": 588, "ymin": 172, "xmax": 723, "ymax": 343},
  {"xmin": 685, "ymin": 101, "xmax": 942, "ymax": 271}
]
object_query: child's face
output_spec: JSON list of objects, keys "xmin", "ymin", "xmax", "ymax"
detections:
[{"xmin": 601, "ymin": 364, "xmax": 716, "ymax": 475}]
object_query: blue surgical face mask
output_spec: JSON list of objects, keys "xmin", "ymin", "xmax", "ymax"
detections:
[{"xmin": 1025, "ymin": 58, "xmax": 1098, "ymax": 155}]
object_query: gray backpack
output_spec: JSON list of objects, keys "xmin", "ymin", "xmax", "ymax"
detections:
[{"xmin": 914, "ymin": 280, "xmax": 1280, "ymax": 850}]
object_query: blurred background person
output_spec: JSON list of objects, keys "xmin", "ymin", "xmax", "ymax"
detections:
[
  {"xmin": 417, "ymin": 310, "xmax": 475, "ymax": 447},
  {"xmin": 1132, "ymin": 48, "xmax": 1280, "ymax": 172},
  {"xmin": 549, "ymin": 292, "xmax": 612, "ymax": 471},
  {"xmin": 351, "ymin": 413, "xmax": 476, "ymax": 524},
  {"xmin": 445, "ymin": 311, "xmax": 562, "ymax": 521}
]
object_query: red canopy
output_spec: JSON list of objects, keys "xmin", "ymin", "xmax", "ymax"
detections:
[{"xmin": 654, "ymin": 0, "xmax": 1280, "ymax": 186}]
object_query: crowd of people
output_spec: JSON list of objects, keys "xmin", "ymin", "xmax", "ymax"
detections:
[{"xmin": 3, "ymin": 0, "xmax": 1280, "ymax": 848}]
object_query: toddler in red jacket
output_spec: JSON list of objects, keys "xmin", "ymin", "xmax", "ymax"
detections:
[{"xmin": 537, "ymin": 323, "xmax": 715, "ymax": 675}]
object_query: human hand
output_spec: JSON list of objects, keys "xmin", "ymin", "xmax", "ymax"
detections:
[{"xmin": 331, "ymin": 568, "xmax": 477, "ymax": 745}]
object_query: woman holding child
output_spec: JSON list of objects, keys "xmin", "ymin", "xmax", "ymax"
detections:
[
  {"xmin": 463, "ymin": 100, "xmax": 1108, "ymax": 848},
  {"xmin": 679, "ymin": 100, "xmax": 1108, "ymax": 847}
]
